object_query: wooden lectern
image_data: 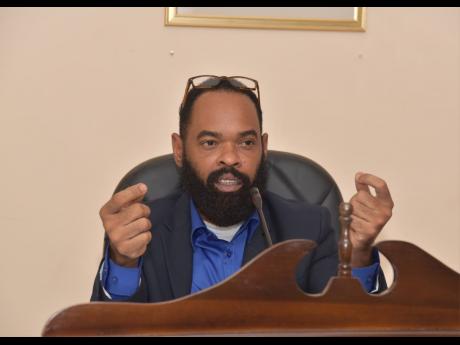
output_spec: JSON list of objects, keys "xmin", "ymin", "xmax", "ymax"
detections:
[{"xmin": 42, "ymin": 204, "xmax": 460, "ymax": 336}]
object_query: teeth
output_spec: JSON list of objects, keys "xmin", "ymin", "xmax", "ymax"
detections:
[{"xmin": 219, "ymin": 179, "xmax": 239, "ymax": 185}]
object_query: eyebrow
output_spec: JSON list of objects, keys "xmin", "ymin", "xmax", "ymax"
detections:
[
  {"xmin": 196, "ymin": 130, "xmax": 258, "ymax": 140},
  {"xmin": 196, "ymin": 130, "xmax": 221, "ymax": 140},
  {"xmin": 239, "ymin": 130, "xmax": 258, "ymax": 138}
]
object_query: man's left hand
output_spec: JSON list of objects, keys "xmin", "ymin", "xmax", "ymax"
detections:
[{"xmin": 349, "ymin": 172, "xmax": 394, "ymax": 267}]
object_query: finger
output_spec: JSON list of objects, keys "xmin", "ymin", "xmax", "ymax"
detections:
[
  {"xmin": 355, "ymin": 172, "xmax": 371, "ymax": 193},
  {"xmin": 350, "ymin": 215, "xmax": 376, "ymax": 241},
  {"xmin": 350, "ymin": 216, "xmax": 369, "ymax": 238},
  {"xmin": 124, "ymin": 217, "xmax": 152, "ymax": 240},
  {"xmin": 350, "ymin": 214, "xmax": 370, "ymax": 228},
  {"xmin": 120, "ymin": 195, "xmax": 145, "ymax": 210},
  {"xmin": 102, "ymin": 183, "xmax": 148, "ymax": 215},
  {"xmin": 126, "ymin": 228, "xmax": 152, "ymax": 247},
  {"xmin": 353, "ymin": 190, "xmax": 379, "ymax": 210},
  {"xmin": 117, "ymin": 231, "xmax": 152, "ymax": 259},
  {"xmin": 350, "ymin": 200, "xmax": 376, "ymax": 222},
  {"xmin": 350, "ymin": 215, "xmax": 380, "ymax": 244},
  {"xmin": 119, "ymin": 203, "xmax": 151, "ymax": 226},
  {"xmin": 356, "ymin": 173, "xmax": 393, "ymax": 202}
]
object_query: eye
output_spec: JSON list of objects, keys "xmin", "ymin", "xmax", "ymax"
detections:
[
  {"xmin": 241, "ymin": 139, "xmax": 256, "ymax": 147},
  {"xmin": 201, "ymin": 140, "xmax": 217, "ymax": 148}
]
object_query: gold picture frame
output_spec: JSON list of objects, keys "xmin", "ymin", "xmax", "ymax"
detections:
[{"xmin": 165, "ymin": 7, "xmax": 366, "ymax": 32}]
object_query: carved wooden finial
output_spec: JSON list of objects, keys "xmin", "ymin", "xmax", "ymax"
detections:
[{"xmin": 338, "ymin": 202, "xmax": 353, "ymax": 277}]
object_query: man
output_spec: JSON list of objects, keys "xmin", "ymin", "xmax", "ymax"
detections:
[{"xmin": 91, "ymin": 75, "xmax": 394, "ymax": 302}]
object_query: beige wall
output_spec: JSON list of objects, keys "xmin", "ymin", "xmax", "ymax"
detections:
[{"xmin": 0, "ymin": 7, "xmax": 459, "ymax": 336}]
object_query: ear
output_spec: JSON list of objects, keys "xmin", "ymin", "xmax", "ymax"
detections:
[
  {"xmin": 171, "ymin": 133, "xmax": 184, "ymax": 167},
  {"xmin": 261, "ymin": 133, "xmax": 268, "ymax": 158}
]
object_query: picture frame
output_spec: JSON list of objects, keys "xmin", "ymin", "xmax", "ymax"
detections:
[{"xmin": 165, "ymin": 7, "xmax": 366, "ymax": 32}]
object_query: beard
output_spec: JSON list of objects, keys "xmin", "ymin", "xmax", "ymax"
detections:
[{"xmin": 180, "ymin": 152, "xmax": 267, "ymax": 227}]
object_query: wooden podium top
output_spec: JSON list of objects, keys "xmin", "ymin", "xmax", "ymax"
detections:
[{"xmin": 42, "ymin": 239, "xmax": 460, "ymax": 336}]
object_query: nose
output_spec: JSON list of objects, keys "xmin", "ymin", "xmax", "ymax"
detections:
[{"xmin": 218, "ymin": 143, "xmax": 241, "ymax": 168}]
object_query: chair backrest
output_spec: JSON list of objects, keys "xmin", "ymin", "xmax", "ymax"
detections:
[{"xmin": 114, "ymin": 150, "xmax": 343, "ymax": 238}]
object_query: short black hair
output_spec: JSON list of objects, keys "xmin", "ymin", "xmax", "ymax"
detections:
[{"xmin": 179, "ymin": 78, "xmax": 263, "ymax": 139}]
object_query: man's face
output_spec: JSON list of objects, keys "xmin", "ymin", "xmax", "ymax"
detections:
[{"xmin": 172, "ymin": 90, "xmax": 268, "ymax": 225}]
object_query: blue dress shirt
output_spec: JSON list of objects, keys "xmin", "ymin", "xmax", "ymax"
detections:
[
  {"xmin": 100, "ymin": 244, "xmax": 144, "ymax": 300},
  {"xmin": 102, "ymin": 199, "xmax": 381, "ymax": 300},
  {"xmin": 190, "ymin": 200, "xmax": 260, "ymax": 293}
]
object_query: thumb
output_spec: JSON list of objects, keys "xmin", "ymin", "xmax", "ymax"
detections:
[{"xmin": 355, "ymin": 172, "xmax": 371, "ymax": 193}]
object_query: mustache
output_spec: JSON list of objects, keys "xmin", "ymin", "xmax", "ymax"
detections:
[{"xmin": 206, "ymin": 166, "xmax": 251, "ymax": 188}]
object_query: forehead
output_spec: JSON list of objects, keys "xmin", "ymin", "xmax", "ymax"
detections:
[{"xmin": 188, "ymin": 91, "xmax": 260, "ymax": 136}]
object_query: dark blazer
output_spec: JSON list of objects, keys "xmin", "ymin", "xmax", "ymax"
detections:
[{"xmin": 91, "ymin": 191, "xmax": 384, "ymax": 302}]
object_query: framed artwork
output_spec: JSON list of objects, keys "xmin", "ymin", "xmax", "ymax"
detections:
[{"xmin": 165, "ymin": 7, "xmax": 366, "ymax": 32}]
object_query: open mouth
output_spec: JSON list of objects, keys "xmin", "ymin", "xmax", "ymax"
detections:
[{"xmin": 214, "ymin": 173, "xmax": 243, "ymax": 192}]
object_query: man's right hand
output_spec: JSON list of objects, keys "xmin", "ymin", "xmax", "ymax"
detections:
[{"xmin": 99, "ymin": 183, "xmax": 152, "ymax": 267}]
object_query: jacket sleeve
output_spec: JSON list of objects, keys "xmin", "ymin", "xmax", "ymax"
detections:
[{"xmin": 303, "ymin": 207, "xmax": 340, "ymax": 294}]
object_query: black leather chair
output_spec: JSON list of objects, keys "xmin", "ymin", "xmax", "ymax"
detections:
[{"xmin": 114, "ymin": 150, "xmax": 343, "ymax": 239}]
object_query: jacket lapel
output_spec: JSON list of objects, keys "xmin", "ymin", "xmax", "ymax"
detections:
[
  {"xmin": 159, "ymin": 191, "xmax": 278, "ymax": 296},
  {"xmin": 243, "ymin": 200, "xmax": 277, "ymax": 265},
  {"xmin": 160, "ymin": 193, "xmax": 193, "ymax": 299}
]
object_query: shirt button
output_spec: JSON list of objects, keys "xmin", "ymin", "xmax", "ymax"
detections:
[
  {"xmin": 111, "ymin": 276, "xmax": 118, "ymax": 284},
  {"xmin": 226, "ymin": 250, "xmax": 232, "ymax": 257}
]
